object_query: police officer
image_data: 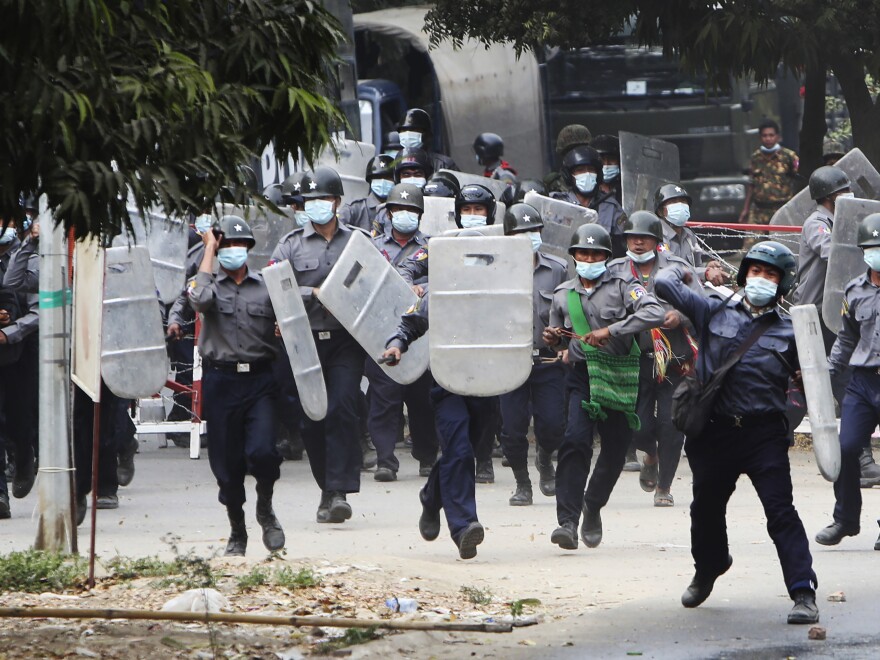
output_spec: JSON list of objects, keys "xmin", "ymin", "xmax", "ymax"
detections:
[
  {"xmin": 544, "ymin": 224, "xmax": 665, "ymax": 550},
  {"xmin": 816, "ymin": 212, "xmax": 880, "ymax": 549},
  {"xmin": 397, "ymin": 108, "xmax": 457, "ymax": 173},
  {"xmin": 423, "ymin": 171, "xmax": 460, "ymax": 200},
  {"xmin": 382, "ymin": 130, "xmax": 402, "ymax": 157},
  {"xmin": 592, "ymin": 134, "xmax": 621, "ymax": 203},
  {"xmin": 269, "ymin": 167, "xmax": 367, "ymax": 524},
  {"xmin": 544, "ymin": 124, "xmax": 592, "ymax": 194},
  {"xmin": 551, "ymin": 146, "xmax": 627, "ymax": 257},
  {"xmin": 372, "ymin": 148, "xmax": 435, "ymax": 236},
  {"xmin": 0, "ymin": 246, "xmax": 23, "ymax": 518},
  {"xmin": 281, "ymin": 171, "xmax": 311, "ymax": 228},
  {"xmin": 655, "ymin": 241, "xmax": 819, "ymax": 625},
  {"xmin": 511, "ymin": 179, "xmax": 546, "ymax": 204},
  {"xmin": 653, "ymin": 183, "xmax": 728, "ymax": 286},
  {"xmin": 473, "ymin": 132, "xmax": 517, "ymax": 185},
  {"xmin": 499, "ymin": 203, "xmax": 567, "ymax": 505},
  {"xmin": 366, "ymin": 183, "xmax": 438, "ymax": 481},
  {"xmin": 187, "ymin": 215, "xmax": 284, "ymax": 556},
  {"xmin": 338, "ymin": 155, "xmax": 395, "ymax": 232},
  {"xmin": 607, "ymin": 212, "xmax": 699, "ymax": 507}
]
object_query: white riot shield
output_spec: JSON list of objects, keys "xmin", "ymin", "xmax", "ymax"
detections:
[
  {"xmin": 317, "ymin": 231, "xmax": 429, "ymax": 385},
  {"xmin": 442, "ymin": 224, "xmax": 505, "ymax": 237},
  {"xmin": 219, "ymin": 203, "xmax": 294, "ymax": 270},
  {"xmin": 620, "ymin": 132, "xmax": 681, "ymax": 216},
  {"xmin": 771, "ymin": 148, "xmax": 880, "ymax": 227},
  {"xmin": 822, "ymin": 198, "xmax": 880, "ymax": 332},
  {"xmin": 523, "ymin": 191, "xmax": 598, "ymax": 269},
  {"xmin": 101, "ymin": 246, "xmax": 169, "ymax": 399},
  {"xmin": 314, "ymin": 138, "xmax": 376, "ymax": 204},
  {"xmin": 117, "ymin": 208, "xmax": 189, "ymax": 305},
  {"xmin": 428, "ymin": 236, "xmax": 533, "ymax": 396},
  {"xmin": 421, "ymin": 197, "xmax": 455, "ymax": 236},
  {"xmin": 790, "ymin": 305, "xmax": 841, "ymax": 481},
  {"xmin": 262, "ymin": 261, "xmax": 328, "ymax": 421},
  {"xmin": 437, "ymin": 169, "xmax": 509, "ymax": 202}
]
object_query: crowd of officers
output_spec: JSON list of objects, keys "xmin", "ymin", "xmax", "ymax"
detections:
[{"xmin": 3, "ymin": 111, "xmax": 879, "ymax": 628}]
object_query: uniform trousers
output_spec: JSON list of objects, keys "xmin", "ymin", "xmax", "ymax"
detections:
[
  {"xmin": 202, "ymin": 365, "xmax": 280, "ymax": 511},
  {"xmin": 499, "ymin": 361, "xmax": 565, "ymax": 471},
  {"xmin": 365, "ymin": 359, "xmax": 437, "ymax": 472},
  {"xmin": 556, "ymin": 362, "xmax": 632, "ymax": 525},
  {"xmin": 633, "ymin": 355, "xmax": 685, "ymax": 491},
  {"xmin": 73, "ymin": 383, "xmax": 134, "ymax": 499},
  {"xmin": 0, "ymin": 340, "xmax": 38, "ymax": 492},
  {"xmin": 421, "ymin": 386, "xmax": 497, "ymax": 543},
  {"xmin": 686, "ymin": 413, "xmax": 817, "ymax": 594},
  {"xmin": 301, "ymin": 331, "xmax": 364, "ymax": 493}
]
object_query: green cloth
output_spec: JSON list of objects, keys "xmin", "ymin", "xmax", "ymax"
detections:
[{"xmin": 567, "ymin": 288, "xmax": 641, "ymax": 430}]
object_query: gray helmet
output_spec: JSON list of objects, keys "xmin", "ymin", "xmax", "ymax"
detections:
[
  {"xmin": 503, "ymin": 203, "xmax": 544, "ymax": 235},
  {"xmin": 281, "ymin": 171, "xmax": 309, "ymax": 206},
  {"xmin": 808, "ymin": 166, "xmax": 850, "ymax": 201},
  {"xmin": 736, "ymin": 241, "xmax": 797, "ymax": 296},
  {"xmin": 301, "ymin": 166, "xmax": 344, "ymax": 199},
  {"xmin": 623, "ymin": 211, "xmax": 664, "ymax": 242},
  {"xmin": 561, "ymin": 146, "xmax": 603, "ymax": 190},
  {"xmin": 473, "ymin": 132, "xmax": 504, "ymax": 165},
  {"xmin": 385, "ymin": 183, "xmax": 424, "ymax": 213},
  {"xmin": 857, "ymin": 213, "xmax": 880, "ymax": 249},
  {"xmin": 423, "ymin": 171, "xmax": 460, "ymax": 198},
  {"xmin": 398, "ymin": 108, "xmax": 433, "ymax": 136},
  {"xmin": 653, "ymin": 183, "xmax": 692, "ymax": 214},
  {"xmin": 218, "ymin": 215, "xmax": 255, "ymax": 247},
  {"xmin": 261, "ymin": 183, "xmax": 284, "ymax": 207},
  {"xmin": 454, "ymin": 184, "xmax": 497, "ymax": 227},
  {"xmin": 569, "ymin": 223, "xmax": 612, "ymax": 255},
  {"xmin": 555, "ymin": 124, "xmax": 592, "ymax": 158},
  {"xmin": 394, "ymin": 148, "xmax": 433, "ymax": 182},
  {"xmin": 591, "ymin": 134, "xmax": 620, "ymax": 158},
  {"xmin": 366, "ymin": 154, "xmax": 395, "ymax": 181}
]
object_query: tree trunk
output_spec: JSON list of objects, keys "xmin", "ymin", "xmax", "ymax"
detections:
[
  {"xmin": 798, "ymin": 57, "xmax": 826, "ymax": 178},
  {"xmin": 831, "ymin": 52, "xmax": 880, "ymax": 168}
]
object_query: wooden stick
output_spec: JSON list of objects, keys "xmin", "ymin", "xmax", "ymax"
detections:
[{"xmin": 0, "ymin": 606, "xmax": 513, "ymax": 633}]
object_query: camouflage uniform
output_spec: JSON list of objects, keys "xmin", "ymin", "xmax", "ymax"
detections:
[{"xmin": 747, "ymin": 147, "xmax": 799, "ymax": 225}]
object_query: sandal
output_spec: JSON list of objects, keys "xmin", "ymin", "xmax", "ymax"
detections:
[
  {"xmin": 639, "ymin": 461, "xmax": 658, "ymax": 492},
  {"xmin": 654, "ymin": 490, "xmax": 674, "ymax": 507}
]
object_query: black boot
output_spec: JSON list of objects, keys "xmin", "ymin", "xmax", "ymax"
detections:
[
  {"xmin": 255, "ymin": 483, "xmax": 285, "ymax": 551},
  {"xmin": 535, "ymin": 447, "xmax": 556, "ymax": 496},
  {"xmin": 550, "ymin": 521, "xmax": 578, "ymax": 550},
  {"xmin": 859, "ymin": 447, "xmax": 880, "ymax": 488},
  {"xmin": 682, "ymin": 555, "xmax": 733, "ymax": 608},
  {"xmin": 116, "ymin": 436, "xmax": 137, "ymax": 488},
  {"xmin": 787, "ymin": 588, "xmax": 819, "ymax": 624},
  {"xmin": 12, "ymin": 448, "xmax": 36, "ymax": 499},
  {"xmin": 361, "ymin": 434, "xmax": 377, "ymax": 471},
  {"xmin": 815, "ymin": 521, "xmax": 859, "ymax": 546},
  {"xmin": 225, "ymin": 508, "xmax": 247, "ymax": 556},
  {"xmin": 580, "ymin": 508, "xmax": 602, "ymax": 548},
  {"xmin": 475, "ymin": 459, "xmax": 494, "ymax": 484},
  {"xmin": 509, "ymin": 468, "xmax": 533, "ymax": 506},
  {"xmin": 0, "ymin": 492, "xmax": 10, "ymax": 519},
  {"xmin": 328, "ymin": 491, "xmax": 352, "ymax": 523},
  {"xmin": 316, "ymin": 490, "xmax": 332, "ymax": 523}
]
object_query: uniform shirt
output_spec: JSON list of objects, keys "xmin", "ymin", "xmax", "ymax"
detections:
[
  {"xmin": 2, "ymin": 236, "xmax": 38, "ymax": 293},
  {"xmin": 168, "ymin": 241, "xmax": 206, "ymax": 329},
  {"xmin": 749, "ymin": 147, "xmax": 799, "ymax": 205},
  {"xmin": 0, "ymin": 239, "xmax": 38, "ymax": 345},
  {"xmin": 793, "ymin": 205, "xmax": 833, "ymax": 308},
  {"xmin": 484, "ymin": 161, "xmax": 518, "ymax": 185},
  {"xmin": 548, "ymin": 269, "xmax": 665, "ymax": 363},
  {"xmin": 532, "ymin": 251, "xmax": 568, "ymax": 352},
  {"xmin": 398, "ymin": 242, "xmax": 430, "ymax": 286},
  {"xmin": 551, "ymin": 190, "xmax": 627, "ymax": 240},
  {"xmin": 829, "ymin": 271, "xmax": 880, "ymax": 370},
  {"xmin": 661, "ymin": 220, "xmax": 709, "ymax": 281},
  {"xmin": 656, "ymin": 269, "xmax": 798, "ymax": 416},
  {"xmin": 187, "ymin": 269, "xmax": 277, "ymax": 363},
  {"xmin": 269, "ymin": 220, "xmax": 367, "ymax": 330},
  {"xmin": 386, "ymin": 289, "xmax": 430, "ymax": 353},
  {"xmin": 371, "ymin": 223, "xmax": 429, "ymax": 267},
  {"xmin": 338, "ymin": 192, "xmax": 383, "ymax": 232}
]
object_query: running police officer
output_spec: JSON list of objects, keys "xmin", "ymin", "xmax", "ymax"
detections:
[
  {"xmin": 473, "ymin": 132, "xmax": 517, "ymax": 185},
  {"xmin": 544, "ymin": 224, "xmax": 665, "ymax": 550},
  {"xmin": 500, "ymin": 203, "xmax": 567, "ymax": 505},
  {"xmin": 655, "ymin": 241, "xmax": 819, "ymax": 625},
  {"xmin": 397, "ymin": 108, "xmax": 457, "ymax": 172},
  {"xmin": 187, "ymin": 215, "xmax": 284, "ymax": 556},
  {"xmin": 338, "ymin": 154, "xmax": 395, "ymax": 232}
]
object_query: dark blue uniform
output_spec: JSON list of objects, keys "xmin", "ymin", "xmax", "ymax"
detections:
[{"xmin": 655, "ymin": 270, "xmax": 817, "ymax": 596}]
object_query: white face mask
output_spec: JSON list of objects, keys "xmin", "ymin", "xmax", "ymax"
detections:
[
  {"xmin": 626, "ymin": 249, "xmax": 656, "ymax": 264},
  {"xmin": 304, "ymin": 199, "xmax": 335, "ymax": 225},
  {"xmin": 401, "ymin": 176, "xmax": 426, "ymax": 189},
  {"xmin": 399, "ymin": 131, "xmax": 423, "ymax": 150},
  {"xmin": 574, "ymin": 173, "xmax": 598, "ymax": 195},
  {"xmin": 460, "ymin": 214, "xmax": 487, "ymax": 228},
  {"xmin": 836, "ymin": 192, "xmax": 855, "ymax": 200},
  {"xmin": 665, "ymin": 202, "xmax": 690, "ymax": 227},
  {"xmin": 528, "ymin": 232, "xmax": 543, "ymax": 253},
  {"xmin": 391, "ymin": 210, "xmax": 420, "ymax": 234}
]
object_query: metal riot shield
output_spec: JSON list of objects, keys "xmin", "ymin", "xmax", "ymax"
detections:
[
  {"xmin": 822, "ymin": 198, "xmax": 880, "ymax": 332},
  {"xmin": 437, "ymin": 169, "xmax": 509, "ymax": 202},
  {"xmin": 420, "ymin": 197, "xmax": 456, "ymax": 236},
  {"xmin": 316, "ymin": 231, "xmax": 429, "ymax": 385},
  {"xmin": 619, "ymin": 132, "xmax": 681, "ymax": 216},
  {"xmin": 790, "ymin": 304, "xmax": 841, "ymax": 482},
  {"xmin": 523, "ymin": 191, "xmax": 598, "ymax": 270},
  {"xmin": 101, "ymin": 246, "xmax": 169, "ymax": 399},
  {"xmin": 218, "ymin": 203, "xmax": 294, "ymax": 270},
  {"xmin": 313, "ymin": 138, "xmax": 376, "ymax": 205},
  {"xmin": 442, "ymin": 224, "xmax": 505, "ymax": 237},
  {"xmin": 771, "ymin": 148, "xmax": 880, "ymax": 227},
  {"xmin": 116, "ymin": 208, "xmax": 189, "ymax": 305},
  {"xmin": 262, "ymin": 260, "xmax": 328, "ymax": 421},
  {"xmin": 428, "ymin": 235, "xmax": 533, "ymax": 396}
]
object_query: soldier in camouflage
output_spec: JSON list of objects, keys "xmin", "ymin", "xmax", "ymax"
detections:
[{"xmin": 738, "ymin": 119, "xmax": 799, "ymax": 232}]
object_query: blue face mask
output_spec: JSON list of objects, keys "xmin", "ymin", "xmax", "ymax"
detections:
[
  {"xmin": 304, "ymin": 199, "xmax": 335, "ymax": 225},
  {"xmin": 460, "ymin": 214, "xmax": 487, "ymax": 228},
  {"xmin": 391, "ymin": 210, "xmax": 420, "ymax": 234},
  {"xmin": 194, "ymin": 213, "xmax": 213, "ymax": 234},
  {"xmin": 760, "ymin": 143, "xmax": 782, "ymax": 154},
  {"xmin": 370, "ymin": 179, "xmax": 394, "ymax": 199},
  {"xmin": 528, "ymin": 232, "xmax": 543, "ymax": 253},
  {"xmin": 627, "ymin": 249, "xmax": 656, "ymax": 264},
  {"xmin": 401, "ymin": 176, "xmax": 426, "ymax": 189},
  {"xmin": 744, "ymin": 276, "xmax": 779, "ymax": 307},
  {"xmin": 294, "ymin": 210, "xmax": 310, "ymax": 228},
  {"xmin": 576, "ymin": 260, "xmax": 606, "ymax": 280},
  {"xmin": 574, "ymin": 173, "xmax": 598, "ymax": 195},
  {"xmin": 399, "ymin": 131, "xmax": 423, "ymax": 150},
  {"xmin": 217, "ymin": 246, "xmax": 248, "ymax": 270},
  {"xmin": 665, "ymin": 202, "xmax": 690, "ymax": 227},
  {"xmin": 602, "ymin": 165, "xmax": 620, "ymax": 181},
  {"xmin": 0, "ymin": 228, "xmax": 16, "ymax": 245},
  {"xmin": 864, "ymin": 247, "xmax": 880, "ymax": 272}
]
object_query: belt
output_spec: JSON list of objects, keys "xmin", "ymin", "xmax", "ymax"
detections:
[
  {"xmin": 204, "ymin": 359, "xmax": 273, "ymax": 374},
  {"xmin": 709, "ymin": 411, "xmax": 783, "ymax": 428}
]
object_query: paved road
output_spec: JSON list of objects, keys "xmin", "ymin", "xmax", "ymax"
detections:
[{"xmin": 2, "ymin": 436, "xmax": 879, "ymax": 658}]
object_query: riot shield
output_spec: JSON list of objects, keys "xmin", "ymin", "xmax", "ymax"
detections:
[
  {"xmin": 822, "ymin": 198, "xmax": 880, "ymax": 332},
  {"xmin": 218, "ymin": 203, "xmax": 294, "ymax": 270},
  {"xmin": 790, "ymin": 305, "xmax": 841, "ymax": 482},
  {"xmin": 420, "ymin": 197, "xmax": 456, "ymax": 237},
  {"xmin": 523, "ymin": 191, "xmax": 598, "ymax": 269},
  {"xmin": 101, "ymin": 245, "xmax": 169, "ymax": 399},
  {"xmin": 313, "ymin": 138, "xmax": 376, "ymax": 204},
  {"xmin": 437, "ymin": 169, "xmax": 509, "ymax": 202},
  {"xmin": 263, "ymin": 261, "xmax": 328, "ymax": 421},
  {"xmin": 771, "ymin": 148, "xmax": 880, "ymax": 227},
  {"xmin": 428, "ymin": 235, "xmax": 533, "ymax": 396},
  {"xmin": 442, "ymin": 224, "xmax": 505, "ymax": 237},
  {"xmin": 317, "ymin": 231, "xmax": 429, "ymax": 385},
  {"xmin": 619, "ymin": 132, "xmax": 681, "ymax": 216}
]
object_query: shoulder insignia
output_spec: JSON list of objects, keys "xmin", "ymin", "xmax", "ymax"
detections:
[
  {"xmin": 411, "ymin": 247, "xmax": 429, "ymax": 261},
  {"xmin": 630, "ymin": 286, "xmax": 647, "ymax": 300},
  {"xmin": 841, "ymin": 298, "xmax": 849, "ymax": 316},
  {"xmin": 657, "ymin": 243, "xmax": 669, "ymax": 252}
]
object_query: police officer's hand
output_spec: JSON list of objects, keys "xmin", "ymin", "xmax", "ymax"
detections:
[
  {"xmin": 29, "ymin": 222, "xmax": 40, "ymax": 243},
  {"xmin": 543, "ymin": 326, "xmax": 562, "ymax": 347},
  {"xmin": 585, "ymin": 327, "xmax": 611, "ymax": 347},
  {"xmin": 202, "ymin": 227, "xmax": 220, "ymax": 251},
  {"xmin": 561, "ymin": 349, "xmax": 570, "ymax": 365},
  {"xmin": 662, "ymin": 310, "xmax": 682, "ymax": 330},
  {"xmin": 274, "ymin": 322, "xmax": 281, "ymax": 338},
  {"xmin": 411, "ymin": 284, "xmax": 425, "ymax": 297},
  {"xmin": 704, "ymin": 261, "xmax": 728, "ymax": 286},
  {"xmin": 381, "ymin": 347, "xmax": 401, "ymax": 366},
  {"xmin": 166, "ymin": 323, "xmax": 183, "ymax": 341}
]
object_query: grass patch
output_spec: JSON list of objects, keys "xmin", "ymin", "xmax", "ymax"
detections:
[
  {"xmin": 509, "ymin": 598, "xmax": 542, "ymax": 617},
  {"xmin": 236, "ymin": 566, "xmax": 269, "ymax": 591},
  {"xmin": 317, "ymin": 627, "xmax": 380, "ymax": 652},
  {"xmin": 273, "ymin": 566, "xmax": 319, "ymax": 589},
  {"xmin": 460, "ymin": 585, "xmax": 493, "ymax": 605},
  {"xmin": 0, "ymin": 550, "xmax": 87, "ymax": 593}
]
